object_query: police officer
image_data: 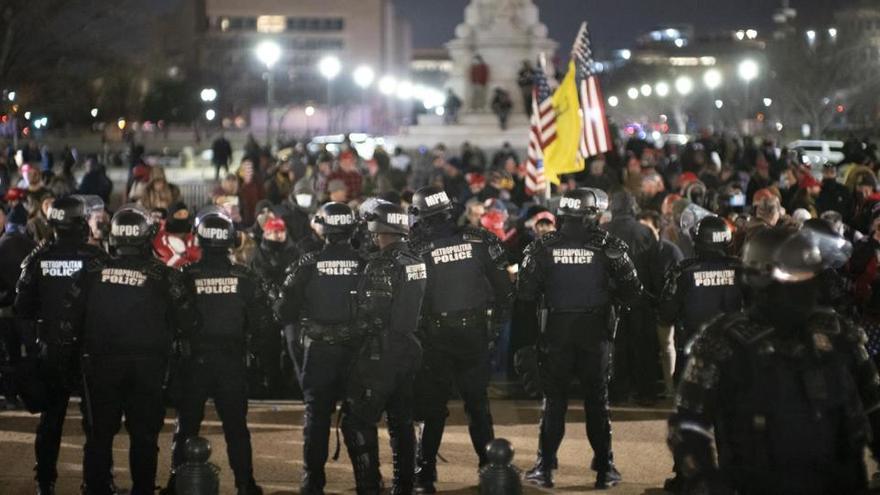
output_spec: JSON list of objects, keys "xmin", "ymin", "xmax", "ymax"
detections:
[
  {"xmin": 60, "ymin": 204, "xmax": 199, "ymax": 495},
  {"xmin": 668, "ymin": 228, "xmax": 880, "ymax": 494},
  {"xmin": 14, "ymin": 196, "xmax": 108, "ymax": 494},
  {"xmin": 276, "ymin": 202, "xmax": 363, "ymax": 494},
  {"xmin": 658, "ymin": 215, "xmax": 744, "ymax": 380},
  {"xmin": 341, "ymin": 202, "xmax": 426, "ymax": 495},
  {"xmin": 408, "ymin": 186, "xmax": 512, "ymax": 492},
  {"xmin": 165, "ymin": 207, "xmax": 269, "ymax": 495},
  {"xmin": 518, "ymin": 188, "xmax": 642, "ymax": 489}
]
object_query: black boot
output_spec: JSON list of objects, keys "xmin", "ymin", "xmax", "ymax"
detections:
[
  {"xmin": 414, "ymin": 461, "xmax": 436, "ymax": 494},
  {"xmin": 343, "ymin": 426, "xmax": 382, "ymax": 495},
  {"xmin": 524, "ymin": 460, "xmax": 554, "ymax": 488},
  {"xmin": 595, "ymin": 462, "xmax": 622, "ymax": 489},
  {"xmin": 36, "ymin": 480, "xmax": 55, "ymax": 495},
  {"xmin": 388, "ymin": 417, "xmax": 415, "ymax": 495},
  {"xmin": 300, "ymin": 470, "xmax": 325, "ymax": 495},
  {"xmin": 158, "ymin": 475, "xmax": 175, "ymax": 495},
  {"xmin": 235, "ymin": 480, "xmax": 263, "ymax": 495}
]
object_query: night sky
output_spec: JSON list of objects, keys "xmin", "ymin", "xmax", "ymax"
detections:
[{"xmin": 394, "ymin": 0, "xmax": 854, "ymax": 52}]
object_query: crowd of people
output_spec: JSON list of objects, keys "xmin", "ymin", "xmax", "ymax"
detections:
[{"xmin": 1, "ymin": 128, "xmax": 880, "ymax": 494}]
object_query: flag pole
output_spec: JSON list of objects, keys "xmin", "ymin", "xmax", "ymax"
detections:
[{"xmin": 538, "ymin": 53, "xmax": 553, "ymax": 203}]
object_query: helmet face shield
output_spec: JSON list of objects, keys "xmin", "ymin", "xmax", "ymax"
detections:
[
  {"xmin": 410, "ymin": 186, "xmax": 453, "ymax": 219},
  {"xmin": 741, "ymin": 229, "xmax": 822, "ymax": 288},
  {"xmin": 110, "ymin": 204, "xmax": 156, "ymax": 248},
  {"xmin": 194, "ymin": 206, "xmax": 235, "ymax": 249}
]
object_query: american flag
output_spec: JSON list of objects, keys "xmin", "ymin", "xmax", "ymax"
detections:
[
  {"xmin": 525, "ymin": 64, "xmax": 555, "ymax": 195},
  {"xmin": 572, "ymin": 22, "xmax": 612, "ymax": 158}
]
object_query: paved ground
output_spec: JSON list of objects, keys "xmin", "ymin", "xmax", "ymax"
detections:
[{"xmin": 0, "ymin": 400, "xmax": 676, "ymax": 494}]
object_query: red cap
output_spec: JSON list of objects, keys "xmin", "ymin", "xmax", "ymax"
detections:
[
  {"xmin": 263, "ymin": 217, "xmax": 286, "ymax": 233},
  {"xmin": 480, "ymin": 210, "xmax": 507, "ymax": 239},
  {"xmin": 4, "ymin": 188, "xmax": 26, "ymax": 202},
  {"xmin": 752, "ymin": 187, "xmax": 779, "ymax": 205},
  {"xmin": 531, "ymin": 211, "xmax": 556, "ymax": 226},
  {"xmin": 679, "ymin": 172, "xmax": 699, "ymax": 188},
  {"xmin": 133, "ymin": 164, "xmax": 151, "ymax": 182},
  {"xmin": 799, "ymin": 173, "xmax": 821, "ymax": 190},
  {"xmin": 467, "ymin": 173, "xmax": 486, "ymax": 187}
]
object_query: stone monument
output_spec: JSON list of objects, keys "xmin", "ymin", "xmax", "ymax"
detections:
[
  {"xmin": 447, "ymin": 0, "xmax": 558, "ymax": 115},
  {"xmin": 396, "ymin": 0, "xmax": 557, "ymax": 150}
]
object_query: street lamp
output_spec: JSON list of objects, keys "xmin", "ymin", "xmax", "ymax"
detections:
[
  {"xmin": 200, "ymin": 88, "xmax": 218, "ymax": 103},
  {"xmin": 205, "ymin": 109, "xmax": 216, "ymax": 121},
  {"xmin": 806, "ymin": 30, "xmax": 817, "ymax": 45},
  {"xmin": 655, "ymin": 81, "xmax": 670, "ymax": 98},
  {"xmin": 627, "ymin": 87, "xmax": 639, "ymax": 100},
  {"xmin": 378, "ymin": 76, "xmax": 397, "ymax": 95},
  {"xmin": 640, "ymin": 84, "xmax": 653, "ymax": 97},
  {"xmin": 738, "ymin": 59, "xmax": 759, "ymax": 83},
  {"xmin": 715, "ymin": 99, "xmax": 724, "ymax": 109},
  {"xmin": 255, "ymin": 40, "xmax": 282, "ymax": 147},
  {"xmin": 353, "ymin": 65, "xmax": 375, "ymax": 131},
  {"xmin": 90, "ymin": 108, "xmax": 99, "ymax": 118},
  {"xmin": 319, "ymin": 55, "xmax": 342, "ymax": 132},
  {"xmin": 703, "ymin": 69, "xmax": 723, "ymax": 90},
  {"xmin": 675, "ymin": 76, "xmax": 694, "ymax": 96},
  {"xmin": 353, "ymin": 65, "xmax": 375, "ymax": 89},
  {"xmin": 763, "ymin": 98, "xmax": 773, "ymax": 107},
  {"xmin": 608, "ymin": 96, "xmax": 619, "ymax": 107},
  {"xmin": 396, "ymin": 80, "xmax": 414, "ymax": 100}
]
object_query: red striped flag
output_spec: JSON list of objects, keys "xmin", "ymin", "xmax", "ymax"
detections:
[
  {"xmin": 525, "ymin": 66, "xmax": 556, "ymax": 196},
  {"xmin": 573, "ymin": 22, "xmax": 612, "ymax": 159}
]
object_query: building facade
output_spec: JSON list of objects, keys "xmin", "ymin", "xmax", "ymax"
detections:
[{"xmin": 199, "ymin": 0, "xmax": 411, "ymax": 119}]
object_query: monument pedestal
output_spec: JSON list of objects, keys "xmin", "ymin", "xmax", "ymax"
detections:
[
  {"xmin": 394, "ymin": 0, "xmax": 556, "ymax": 151},
  {"xmin": 395, "ymin": 113, "xmax": 529, "ymax": 150}
]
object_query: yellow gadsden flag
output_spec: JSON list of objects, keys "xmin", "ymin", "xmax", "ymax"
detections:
[{"xmin": 543, "ymin": 61, "xmax": 584, "ymax": 184}]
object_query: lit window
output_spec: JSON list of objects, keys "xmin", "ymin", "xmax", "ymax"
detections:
[{"xmin": 257, "ymin": 15, "xmax": 286, "ymax": 33}]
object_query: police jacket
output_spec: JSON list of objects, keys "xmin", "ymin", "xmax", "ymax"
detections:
[
  {"xmin": 15, "ymin": 238, "xmax": 107, "ymax": 340},
  {"xmin": 184, "ymin": 254, "xmax": 272, "ymax": 355},
  {"xmin": 358, "ymin": 240, "xmax": 426, "ymax": 344},
  {"xmin": 411, "ymin": 222, "xmax": 512, "ymax": 319},
  {"xmin": 277, "ymin": 241, "xmax": 364, "ymax": 325},
  {"xmin": 658, "ymin": 255, "xmax": 744, "ymax": 335},
  {"xmin": 669, "ymin": 309, "xmax": 880, "ymax": 494},
  {"xmin": 518, "ymin": 224, "xmax": 642, "ymax": 311},
  {"xmin": 61, "ymin": 254, "xmax": 199, "ymax": 357},
  {"xmin": 0, "ymin": 231, "xmax": 36, "ymax": 308}
]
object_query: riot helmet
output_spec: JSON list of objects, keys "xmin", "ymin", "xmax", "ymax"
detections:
[
  {"xmin": 367, "ymin": 203, "xmax": 410, "ymax": 235},
  {"xmin": 47, "ymin": 196, "xmax": 89, "ymax": 240},
  {"xmin": 557, "ymin": 188, "xmax": 609, "ymax": 224},
  {"xmin": 801, "ymin": 218, "xmax": 852, "ymax": 270},
  {"xmin": 741, "ymin": 228, "xmax": 821, "ymax": 288},
  {"xmin": 410, "ymin": 186, "xmax": 453, "ymax": 219},
  {"xmin": 109, "ymin": 204, "xmax": 156, "ymax": 249},
  {"xmin": 693, "ymin": 215, "xmax": 732, "ymax": 256},
  {"xmin": 312, "ymin": 202, "xmax": 357, "ymax": 237},
  {"xmin": 194, "ymin": 206, "xmax": 235, "ymax": 249}
]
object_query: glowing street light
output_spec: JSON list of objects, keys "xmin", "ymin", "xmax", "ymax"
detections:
[
  {"xmin": 763, "ymin": 97, "xmax": 773, "ymax": 107},
  {"xmin": 829, "ymin": 28, "xmax": 838, "ymax": 39},
  {"xmin": 608, "ymin": 96, "xmax": 619, "ymax": 107},
  {"xmin": 200, "ymin": 88, "xmax": 218, "ymax": 103},
  {"xmin": 304, "ymin": 106, "xmax": 316, "ymax": 117},
  {"xmin": 7, "ymin": 91, "xmax": 15, "ymax": 102},
  {"xmin": 90, "ymin": 108, "xmax": 99, "ymax": 118},
  {"xmin": 675, "ymin": 75, "xmax": 694, "ymax": 96},
  {"xmin": 255, "ymin": 40, "xmax": 282, "ymax": 146},
  {"xmin": 640, "ymin": 84, "xmax": 653, "ymax": 97},
  {"xmin": 703, "ymin": 69, "xmax": 723, "ymax": 90},
  {"xmin": 738, "ymin": 59, "xmax": 759, "ymax": 82},
  {"xmin": 205, "ymin": 109, "xmax": 216, "ymax": 121},
  {"xmin": 255, "ymin": 40, "xmax": 282, "ymax": 69},
  {"xmin": 806, "ymin": 30, "xmax": 817, "ymax": 45},
  {"xmin": 353, "ymin": 65, "xmax": 375, "ymax": 89},
  {"xmin": 318, "ymin": 55, "xmax": 342, "ymax": 80},
  {"xmin": 655, "ymin": 81, "xmax": 670, "ymax": 98},
  {"xmin": 715, "ymin": 99, "xmax": 724, "ymax": 109},
  {"xmin": 378, "ymin": 76, "xmax": 397, "ymax": 95},
  {"xmin": 396, "ymin": 80, "xmax": 414, "ymax": 100},
  {"xmin": 117, "ymin": 118, "xmax": 127, "ymax": 130},
  {"xmin": 627, "ymin": 87, "xmax": 639, "ymax": 100}
]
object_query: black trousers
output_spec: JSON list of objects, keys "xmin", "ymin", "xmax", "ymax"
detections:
[
  {"xmin": 536, "ymin": 312, "xmax": 614, "ymax": 470},
  {"xmin": 414, "ymin": 323, "xmax": 494, "ymax": 467},
  {"xmin": 610, "ymin": 303, "xmax": 658, "ymax": 401},
  {"xmin": 171, "ymin": 352, "xmax": 254, "ymax": 485},
  {"xmin": 299, "ymin": 339, "xmax": 358, "ymax": 489},
  {"xmin": 0, "ymin": 317, "xmax": 21, "ymax": 401},
  {"xmin": 82, "ymin": 356, "xmax": 166, "ymax": 495},
  {"xmin": 342, "ymin": 338, "xmax": 421, "ymax": 495},
  {"xmin": 35, "ymin": 378, "xmax": 70, "ymax": 483}
]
